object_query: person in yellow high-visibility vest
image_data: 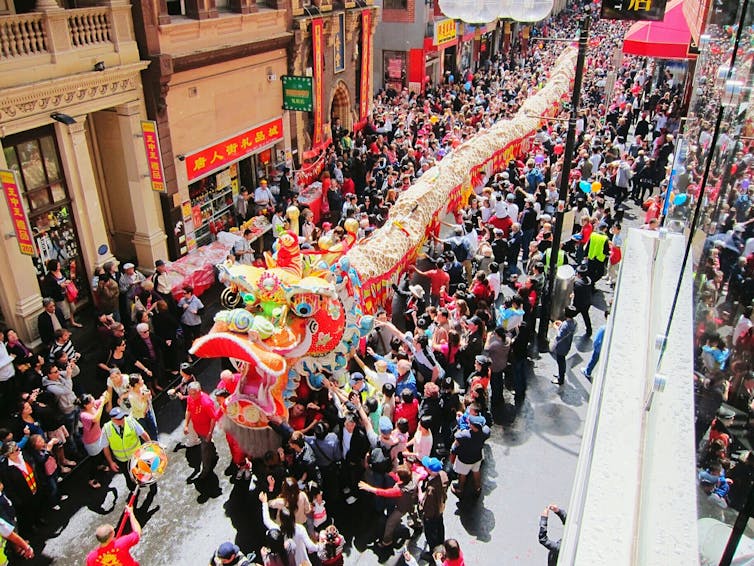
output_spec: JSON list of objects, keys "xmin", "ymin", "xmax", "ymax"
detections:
[
  {"xmin": 102, "ymin": 407, "xmax": 151, "ymax": 494},
  {"xmin": 586, "ymin": 223, "xmax": 610, "ymax": 287},
  {"xmin": 0, "ymin": 481, "xmax": 33, "ymax": 565},
  {"xmin": 543, "ymin": 245, "xmax": 566, "ymax": 274}
]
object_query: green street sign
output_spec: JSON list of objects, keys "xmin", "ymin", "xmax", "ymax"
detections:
[{"xmin": 282, "ymin": 75, "xmax": 314, "ymax": 112}]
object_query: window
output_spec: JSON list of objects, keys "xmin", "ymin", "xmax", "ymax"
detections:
[
  {"xmin": 3, "ymin": 127, "xmax": 83, "ymax": 285},
  {"xmin": 384, "ymin": 0, "xmax": 407, "ymax": 9}
]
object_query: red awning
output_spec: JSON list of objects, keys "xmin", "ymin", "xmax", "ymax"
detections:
[{"xmin": 622, "ymin": 0, "xmax": 696, "ymax": 60}]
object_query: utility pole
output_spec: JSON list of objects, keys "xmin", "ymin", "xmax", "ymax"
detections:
[{"xmin": 537, "ymin": 18, "xmax": 590, "ymax": 349}]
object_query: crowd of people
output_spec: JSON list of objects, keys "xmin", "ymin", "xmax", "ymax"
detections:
[{"xmin": 0, "ymin": 0, "xmax": 704, "ymax": 563}]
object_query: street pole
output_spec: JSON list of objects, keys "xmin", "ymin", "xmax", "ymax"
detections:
[{"xmin": 537, "ymin": 18, "xmax": 589, "ymax": 350}]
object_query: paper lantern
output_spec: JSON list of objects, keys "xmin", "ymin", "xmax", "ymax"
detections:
[
  {"xmin": 129, "ymin": 441, "xmax": 168, "ymax": 486},
  {"xmin": 438, "ymin": 0, "xmax": 465, "ymax": 19},
  {"xmin": 507, "ymin": 0, "xmax": 554, "ymax": 22},
  {"xmin": 439, "ymin": 0, "xmax": 502, "ymax": 24}
]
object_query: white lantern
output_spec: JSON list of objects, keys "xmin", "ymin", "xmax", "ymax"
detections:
[
  {"xmin": 498, "ymin": 0, "xmax": 512, "ymax": 19},
  {"xmin": 438, "ymin": 0, "xmax": 465, "ymax": 19},
  {"xmin": 507, "ymin": 0, "xmax": 554, "ymax": 22},
  {"xmin": 461, "ymin": 0, "xmax": 501, "ymax": 23}
]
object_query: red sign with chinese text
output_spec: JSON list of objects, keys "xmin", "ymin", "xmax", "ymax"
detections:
[
  {"xmin": 360, "ymin": 10, "xmax": 371, "ymax": 120},
  {"xmin": 185, "ymin": 117, "xmax": 284, "ymax": 182},
  {"xmin": 312, "ymin": 18, "xmax": 325, "ymax": 146},
  {"xmin": 141, "ymin": 120, "xmax": 166, "ymax": 192},
  {"xmin": 0, "ymin": 170, "xmax": 35, "ymax": 256}
]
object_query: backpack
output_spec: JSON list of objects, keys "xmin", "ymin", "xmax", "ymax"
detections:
[{"xmin": 368, "ymin": 443, "xmax": 393, "ymax": 474}]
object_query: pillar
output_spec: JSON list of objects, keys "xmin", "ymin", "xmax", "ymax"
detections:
[
  {"xmin": 0, "ymin": 143, "xmax": 44, "ymax": 344},
  {"xmin": 54, "ymin": 119, "xmax": 116, "ymax": 279},
  {"xmin": 114, "ymin": 101, "xmax": 168, "ymax": 271}
]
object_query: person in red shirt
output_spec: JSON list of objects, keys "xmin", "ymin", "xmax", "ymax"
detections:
[
  {"xmin": 394, "ymin": 389, "xmax": 419, "ymax": 435},
  {"xmin": 86, "ymin": 502, "xmax": 141, "ymax": 566},
  {"xmin": 413, "ymin": 260, "xmax": 450, "ymax": 306},
  {"xmin": 184, "ymin": 382, "xmax": 218, "ymax": 481}
]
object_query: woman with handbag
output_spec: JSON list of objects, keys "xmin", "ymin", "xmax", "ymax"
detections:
[
  {"xmin": 42, "ymin": 259, "xmax": 82, "ymax": 327},
  {"xmin": 79, "ymin": 392, "xmax": 110, "ymax": 489}
]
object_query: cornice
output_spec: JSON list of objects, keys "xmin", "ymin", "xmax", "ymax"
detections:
[{"xmin": 0, "ymin": 61, "xmax": 149, "ymax": 122}]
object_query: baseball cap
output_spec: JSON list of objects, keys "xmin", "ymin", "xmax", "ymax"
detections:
[
  {"xmin": 379, "ymin": 416, "xmax": 393, "ymax": 434},
  {"xmin": 217, "ymin": 542, "xmax": 240, "ymax": 560},
  {"xmin": 349, "ymin": 372, "xmax": 365, "ymax": 385},
  {"xmin": 123, "ymin": 262, "xmax": 135, "ymax": 270},
  {"xmin": 469, "ymin": 415, "xmax": 486, "ymax": 427},
  {"xmin": 180, "ymin": 362, "xmax": 192, "ymax": 372},
  {"xmin": 421, "ymin": 456, "xmax": 443, "ymax": 473},
  {"xmin": 109, "ymin": 407, "xmax": 127, "ymax": 419}
]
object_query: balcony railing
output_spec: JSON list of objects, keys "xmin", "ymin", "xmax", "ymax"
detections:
[
  {"xmin": 67, "ymin": 8, "xmax": 112, "ymax": 48},
  {"xmin": 0, "ymin": 6, "xmax": 139, "ymax": 88},
  {"xmin": 0, "ymin": 13, "xmax": 48, "ymax": 58}
]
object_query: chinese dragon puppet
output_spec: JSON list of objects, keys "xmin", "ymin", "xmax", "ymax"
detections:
[{"xmin": 190, "ymin": 48, "xmax": 578, "ymax": 454}]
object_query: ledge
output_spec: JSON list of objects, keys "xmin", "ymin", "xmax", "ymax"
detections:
[{"xmin": 559, "ymin": 228, "xmax": 699, "ymax": 566}]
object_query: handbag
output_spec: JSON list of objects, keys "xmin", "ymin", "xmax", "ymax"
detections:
[
  {"xmin": 65, "ymin": 282, "xmax": 79, "ymax": 303},
  {"xmin": 43, "ymin": 452, "xmax": 58, "ymax": 476}
]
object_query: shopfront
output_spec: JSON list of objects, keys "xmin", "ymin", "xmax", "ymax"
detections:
[
  {"xmin": 2, "ymin": 127, "xmax": 83, "ymax": 288},
  {"xmin": 383, "ymin": 50, "xmax": 407, "ymax": 92},
  {"xmin": 173, "ymin": 117, "xmax": 285, "ymax": 257}
]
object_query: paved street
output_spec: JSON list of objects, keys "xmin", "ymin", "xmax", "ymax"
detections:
[
  {"xmin": 18, "ymin": 202, "xmax": 646, "ymax": 565},
  {"xmin": 20, "ymin": 279, "xmax": 606, "ymax": 565}
]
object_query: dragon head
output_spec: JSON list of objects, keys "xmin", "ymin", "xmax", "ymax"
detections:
[{"xmin": 191, "ymin": 264, "xmax": 345, "ymax": 428}]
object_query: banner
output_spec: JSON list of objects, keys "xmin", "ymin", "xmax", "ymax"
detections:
[
  {"xmin": 434, "ymin": 19, "xmax": 456, "ymax": 46},
  {"xmin": 0, "ymin": 170, "xmax": 35, "ymax": 256},
  {"xmin": 185, "ymin": 117, "xmax": 284, "ymax": 182},
  {"xmin": 601, "ymin": 0, "xmax": 668, "ymax": 21},
  {"xmin": 312, "ymin": 18, "xmax": 325, "ymax": 146},
  {"xmin": 334, "ymin": 12, "xmax": 345, "ymax": 73},
  {"xmin": 360, "ymin": 10, "xmax": 371, "ymax": 120},
  {"xmin": 140, "ymin": 120, "xmax": 166, "ymax": 193},
  {"xmin": 282, "ymin": 75, "xmax": 314, "ymax": 112}
]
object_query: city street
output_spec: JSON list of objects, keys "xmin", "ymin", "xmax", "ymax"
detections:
[{"xmin": 20, "ymin": 280, "xmax": 604, "ymax": 565}]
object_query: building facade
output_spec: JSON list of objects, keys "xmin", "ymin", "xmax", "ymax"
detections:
[
  {"xmin": 132, "ymin": 0, "xmax": 294, "ymax": 259},
  {"xmin": 288, "ymin": 0, "xmax": 379, "ymax": 161},
  {"xmin": 372, "ymin": 0, "xmax": 504, "ymax": 93},
  {"xmin": 0, "ymin": 0, "xmax": 167, "ymax": 342}
]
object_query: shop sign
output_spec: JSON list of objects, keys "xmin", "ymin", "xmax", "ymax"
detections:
[
  {"xmin": 360, "ymin": 10, "xmax": 372, "ymax": 119},
  {"xmin": 185, "ymin": 117, "xmax": 284, "ymax": 182},
  {"xmin": 0, "ymin": 170, "xmax": 35, "ymax": 256},
  {"xmin": 601, "ymin": 0, "xmax": 668, "ymax": 21},
  {"xmin": 434, "ymin": 19, "xmax": 456, "ymax": 46},
  {"xmin": 312, "ymin": 18, "xmax": 325, "ymax": 146},
  {"xmin": 334, "ymin": 12, "xmax": 346, "ymax": 73},
  {"xmin": 181, "ymin": 200, "xmax": 192, "ymax": 221},
  {"xmin": 282, "ymin": 76, "xmax": 314, "ymax": 112},
  {"xmin": 140, "ymin": 121, "xmax": 166, "ymax": 193}
]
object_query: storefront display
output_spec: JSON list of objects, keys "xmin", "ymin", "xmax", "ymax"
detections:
[
  {"xmin": 3, "ymin": 128, "xmax": 84, "ymax": 295},
  {"xmin": 188, "ymin": 162, "xmax": 238, "ymax": 248}
]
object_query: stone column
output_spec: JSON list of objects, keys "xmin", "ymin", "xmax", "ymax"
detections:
[
  {"xmin": 54, "ymin": 119, "xmax": 116, "ymax": 278},
  {"xmin": 185, "ymin": 0, "xmax": 216, "ymax": 20},
  {"xmin": 0, "ymin": 143, "xmax": 45, "ymax": 344},
  {"xmin": 115, "ymin": 101, "xmax": 168, "ymax": 270}
]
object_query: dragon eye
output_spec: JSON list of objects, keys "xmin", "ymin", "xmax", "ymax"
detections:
[{"xmin": 289, "ymin": 293, "xmax": 320, "ymax": 318}]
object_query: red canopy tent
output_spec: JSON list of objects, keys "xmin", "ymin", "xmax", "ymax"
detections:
[{"xmin": 622, "ymin": 0, "xmax": 696, "ymax": 60}]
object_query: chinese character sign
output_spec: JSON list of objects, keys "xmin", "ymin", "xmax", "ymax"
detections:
[
  {"xmin": 434, "ymin": 19, "xmax": 456, "ymax": 46},
  {"xmin": 282, "ymin": 76, "xmax": 314, "ymax": 112},
  {"xmin": 360, "ymin": 10, "xmax": 371, "ymax": 120},
  {"xmin": 141, "ymin": 121, "xmax": 167, "ymax": 193},
  {"xmin": 601, "ymin": 0, "xmax": 668, "ymax": 21},
  {"xmin": 0, "ymin": 170, "xmax": 35, "ymax": 256},
  {"xmin": 184, "ymin": 117, "xmax": 285, "ymax": 182},
  {"xmin": 335, "ymin": 13, "xmax": 346, "ymax": 73},
  {"xmin": 312, "ymin": 18, "xmax": 325, "ymax": 146}
]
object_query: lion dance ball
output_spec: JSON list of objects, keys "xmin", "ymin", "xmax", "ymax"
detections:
[{"xmin": 128, "ymin": 441, "xmax": 168, "ymax": 485}]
